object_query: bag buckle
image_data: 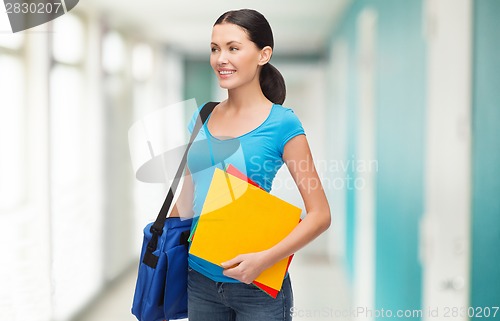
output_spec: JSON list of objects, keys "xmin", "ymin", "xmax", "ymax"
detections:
[{"xmin": 149, "ymin": 225, "xmax": 163, "ymax": 236}]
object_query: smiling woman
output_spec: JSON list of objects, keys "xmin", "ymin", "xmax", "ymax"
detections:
[{"xmin": 176, "ymin": 8, "xmax": 331, "ymax": 321}]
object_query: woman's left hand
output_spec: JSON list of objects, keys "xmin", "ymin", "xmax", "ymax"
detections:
[{"xmin": 221, "ymin": 252, "xmax": 270, "ymax": 284}]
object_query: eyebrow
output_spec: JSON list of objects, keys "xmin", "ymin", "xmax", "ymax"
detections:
[{"xmin": 210, "ymin": 41, "xmax": 242, "ymax": 46}]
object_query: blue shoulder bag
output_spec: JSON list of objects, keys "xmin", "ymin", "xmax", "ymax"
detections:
[{"xmin": 131, "ymin": 102, "xmax": 218, "ymax": 321}]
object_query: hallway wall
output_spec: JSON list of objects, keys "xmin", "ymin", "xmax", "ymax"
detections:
[
  {"xmin": 470, "ymin": 0, "xmax": 500, "ymax": 315},
  {"xmin": 326, "ymin": 1, "xmax": 500, "ymax": 320},
  {"xmin": 327, "ymin": 1, "xmax": 426, "ymax": 318}
]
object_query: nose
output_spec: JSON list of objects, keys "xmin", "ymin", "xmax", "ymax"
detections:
[{"xmin": 217, "ymin": 50, "xmax": 229, "ymax": 65}]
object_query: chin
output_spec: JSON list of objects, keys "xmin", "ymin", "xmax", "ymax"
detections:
[{"xmin": 218, "ymin": 81, "xmax": 237, "ymax": 90}]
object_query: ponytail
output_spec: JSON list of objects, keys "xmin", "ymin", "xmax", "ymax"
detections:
[{"xmin": 260, "ymin": 63, "xmax": 286, "ymax": 105}]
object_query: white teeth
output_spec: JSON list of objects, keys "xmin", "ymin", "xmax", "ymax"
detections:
[{"xmin": 219, "ymin": 70, "xmax": 235, "ymax": 75}]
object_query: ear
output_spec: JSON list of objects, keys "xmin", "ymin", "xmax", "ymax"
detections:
[{"xmin": 258, "ymin": 46, "xmax": 273, "ymax": 66}]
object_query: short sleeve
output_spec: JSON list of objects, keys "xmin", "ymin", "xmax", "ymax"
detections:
[{"xmin": 279, "ymin": 108, "xmax": 306, "ymax": 155}]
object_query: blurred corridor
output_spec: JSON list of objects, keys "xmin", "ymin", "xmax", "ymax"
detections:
[{"xmin": 1, "ymin": 0, "xmax": 499, "ymax": 320}]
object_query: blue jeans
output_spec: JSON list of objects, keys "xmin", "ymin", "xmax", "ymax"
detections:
[{"xmin": 187, "ymin": 267, "xmax": 294, "ymax": 321}]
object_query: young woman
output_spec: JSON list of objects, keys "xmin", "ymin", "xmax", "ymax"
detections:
[{"xmin": 171, "ymin": 8, "xmax": 331, "ymax": 321}]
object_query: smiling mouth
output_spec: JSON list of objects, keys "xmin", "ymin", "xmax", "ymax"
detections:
[{"xmin": 219, "ymin": 70, "xmax": 236, "ymax": 75}]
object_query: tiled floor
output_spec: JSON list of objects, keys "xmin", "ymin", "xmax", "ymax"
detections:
[{"xmin": 73, "ymin": 253, "xmax": 352, "ymax": 321}]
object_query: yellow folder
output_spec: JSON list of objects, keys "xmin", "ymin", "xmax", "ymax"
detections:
[{"xmin": 189, "ymin": 168, "xmax": 301, "ymax": 292}]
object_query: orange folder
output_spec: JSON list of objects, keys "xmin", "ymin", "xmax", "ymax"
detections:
[{"xmin": 189, "ymin": 167, "xmax": 301, "ymax": 297}]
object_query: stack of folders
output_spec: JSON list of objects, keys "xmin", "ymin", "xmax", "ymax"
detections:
[{"xmin": 189, "ymin": 165, "xmax": 302, "ymax": 298}]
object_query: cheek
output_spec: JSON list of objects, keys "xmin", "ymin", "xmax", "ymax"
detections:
[{"xmin": 237, "ymin": 53, "xmax": 259, "ymax": 72}]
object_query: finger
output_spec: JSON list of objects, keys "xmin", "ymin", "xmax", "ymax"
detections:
[
  {"xmin": 222, "ymin": 267, "xmax": 238, "ymax": 279},
  {"xmin": 221, "ymin": 256, "xmax": 243, "ymax": 269},
  {"xmin": 222, "ymin": 268, "xmax": 231, "ymax": 277}
]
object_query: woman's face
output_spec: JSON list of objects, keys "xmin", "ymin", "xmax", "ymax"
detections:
[{"xmin": 210, "ymin": 23, "xmax": 263, "ymax": 90}]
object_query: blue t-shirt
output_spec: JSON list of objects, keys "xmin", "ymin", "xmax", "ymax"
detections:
[{"xmin": 186, "ymin": 102, "xmax": 305, "ymax": 282}]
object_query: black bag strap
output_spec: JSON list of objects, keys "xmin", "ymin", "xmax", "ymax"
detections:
[{"xmin": 143, "ymin": 101, "xmax": 218, "ymax": 268}]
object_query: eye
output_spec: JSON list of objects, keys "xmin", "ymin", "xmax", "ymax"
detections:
[
  {"xmin": 211, "ymin": 47, "xmax": 219, "ymax": 53},
  {"xmin": 230, "ymin": 47, "xmax": 238, "ymax": 51}
]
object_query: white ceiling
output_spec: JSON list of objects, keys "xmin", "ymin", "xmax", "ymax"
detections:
[{"xmin": 81, "ymin": 0, "xmax": 351, "ymax": 57}]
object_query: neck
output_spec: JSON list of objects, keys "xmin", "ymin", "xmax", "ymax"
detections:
[{"xmin": 225, "ymin": 75, "xmax": 270, "ymax": 111}]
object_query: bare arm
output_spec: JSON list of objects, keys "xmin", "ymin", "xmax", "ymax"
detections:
[
  {"xmin": 222, "ymin": 134, "xmax": 331, "ymax": 283},
  {"xmin": 260, "ymin": 134, "xmax": 331, "ymax": 260}
]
